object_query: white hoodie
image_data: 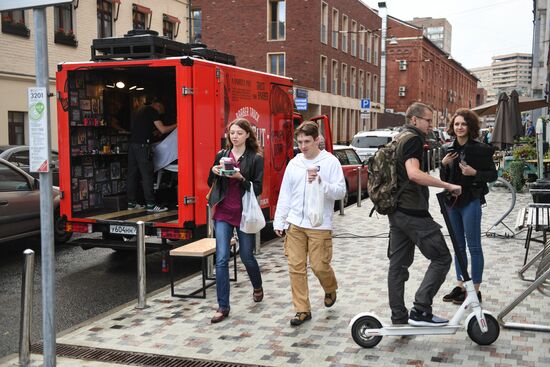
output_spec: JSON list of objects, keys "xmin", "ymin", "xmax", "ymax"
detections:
[{"xmin": 273, "ymin": 149, "xmax": 346, "ymax": 231}]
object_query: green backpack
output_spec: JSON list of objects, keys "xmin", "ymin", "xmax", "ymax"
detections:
[{"xmin": 367, "ymin": 131, "xmax": 415, "ymax": 215}]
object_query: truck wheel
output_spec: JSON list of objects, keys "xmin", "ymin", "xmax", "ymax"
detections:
[{"xmin": 54, "ymin": 209, "xmax": 73, "ymax": 244}]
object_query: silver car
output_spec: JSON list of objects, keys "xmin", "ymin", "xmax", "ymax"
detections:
[
  {"xmin": 0, "ymin": 145, "xmax": 59, "ymax": 186},
  {"xmin": 0, "ymin": 158, "xmax": 71, "ymax": 244}
]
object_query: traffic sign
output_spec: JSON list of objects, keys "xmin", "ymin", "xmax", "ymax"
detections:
[{"xmin": 361, "ymin": 98, "xmax": 371, "ymax": 110}]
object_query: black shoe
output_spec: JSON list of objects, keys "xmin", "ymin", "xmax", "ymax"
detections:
[
  {"xmin": 452, "ymin": 290, "xmax": 482, "ymax": 305},
  {"xmin": 290, "ymin": 312, "xmax": 312, "ymax": 326},
  {"xmin": 442, "ymin": 286, "xmax": 464, "ymax": 302},
  {"xmin": 408, "ymin": 308, "xmax": 448, "ymax": 327},
  {"xmin": 324, "ymin": 291, "xmax": 337, "ymax": 307}
]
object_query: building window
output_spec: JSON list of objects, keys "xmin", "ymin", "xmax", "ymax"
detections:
[
  {"xmin": 331, "ymin": 8, "xmax": 338, "ymax": 49},
  {"xmin": 133, "ymin": 4, "xmax": 151, "ymax": 30},
  {"xmin": 373, "ymin": 35, "xmax": 379, "ymax": 66},
  {"xmin": 191, "ymin": 9, "xmax": 202, "ymax": 43},
  {"xmin": 268, "ymin": 53, "xmax": 285, "ymax": 76},
  {"xmin": 8, "ymin": 111, "xmax": 25, "ymax": 145},
  {"xmin": 163, "ymin": 14, "xmax": 180, "ymax": 40},
  {"xmin": 366, "ymin": 31, "xmax": 372, "ymax": 63},
  {"xmin": 54, "ymin": 4, "xmax": 77, "ymax": 46},
  {"xmin": 320, "ymin": 55, "xmax": 328, "ymax": 92},
  {"xmin": 268, "ymin": 0, "xmax": 285, "ymax": 41},
  {"xmin": 1, "ymin": 10, "xmax": 30, "ymax": 37},
  {"xmin": 366, "ymin": 72, "xmax": 371, "ymax": 98},
  {"xmin": 359, "ymin": 25, "xmax": 365, "ymax": 60},
  {"xmin": 321, "ymin": 2, "xmax": 328, "ymax": 44},
  {"xmin": 341, "ymin": 63, "xmax": 348, "ymax": 97},
  {"xmin": 341, "ymin": 15, "xmax": 348, "ymax": 53},
  {"xmin": 97, "ymin": 0, "xmax": 113, "ymax": 38},
  {"xmin": 350, "ymin": 67, "xmax": 356, "ymax": 98},
  {"xmin": 373, "ymin": 75, "xmax": 378, "ymax": 102},
  {"xmin": 332, "ymin": 60, "xmax": 338, "ymax": 94},
  {"xmin": 351, "ymin": 20, "xmax": 357, "ymax": 57},
  {"xmin": 358, "ymin": 69, "xmax": 364, "ymax": 98}
]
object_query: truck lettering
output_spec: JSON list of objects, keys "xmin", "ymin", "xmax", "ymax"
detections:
[{"xmin": 235, "ymin": 106, "xmax": 260, "ymax": 122}]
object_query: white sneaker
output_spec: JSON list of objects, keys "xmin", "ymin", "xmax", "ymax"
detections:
[
  {"xmin": 147, "ymin": 204, "xmax": 168, "ymax": 213},
  {"xmin": 128, "ymin": 203, "xmax": 145, "ymax": 210}
]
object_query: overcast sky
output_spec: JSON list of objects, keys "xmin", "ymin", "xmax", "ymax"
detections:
[{"xmin": 361, "ymin": 0, "xmax": 533, "ymax": 69}]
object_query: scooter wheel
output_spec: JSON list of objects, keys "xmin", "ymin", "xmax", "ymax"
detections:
[
  {"xmin": 467, "ymin": 312, "xmax": 500, "ymax": 346},
  {"xmin": 351, "ymin": 316, "xmax": 383, "ymax": 348}
]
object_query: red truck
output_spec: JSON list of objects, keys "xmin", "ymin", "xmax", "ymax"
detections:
[{"xmin": 55, "ymin": 32, "xmax": 332, "ymax": 250}]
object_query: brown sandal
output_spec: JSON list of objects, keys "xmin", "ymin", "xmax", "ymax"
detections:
[
  {"xmin": 253, "ymin": 287, "xmax": 264, "ymax": 302},
  {"xmin": 211, "ymin": 308, "xmax": 230, "ymax": 324}
]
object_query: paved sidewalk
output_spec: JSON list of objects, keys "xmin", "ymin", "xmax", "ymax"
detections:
[{"xmin": 2, "ymin": 185, "xmax": 550, "ymax": 367}]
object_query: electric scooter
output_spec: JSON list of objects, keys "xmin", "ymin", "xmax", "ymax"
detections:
[{"xmin": 350, "ymin": 191, "xmax": 500, "ymax": 348}]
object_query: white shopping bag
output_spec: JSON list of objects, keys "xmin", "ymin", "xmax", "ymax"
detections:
[
  {"xmin": 240, "ymin": 186, "xmax": 266, "ymax": 234},
  {"xmin": 306, "ymin": 176, "xmax": 324, "ymax": 227}
]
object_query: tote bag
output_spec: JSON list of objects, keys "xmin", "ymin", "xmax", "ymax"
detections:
[
  {"xmin": 306, "ymin": 176, "xmax": 324, "ymax": 227},
  {"xmin": 240, "ymin": 186, "xmax": 266, "ymax": 234}
]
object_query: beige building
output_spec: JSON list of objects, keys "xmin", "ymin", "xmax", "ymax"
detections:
[
  {"xmin": 471, "ymin": 65, "xmax": 496, "ymax": 103},
  {"xmin": 0, "ymin": 0, "xmax": 190, "ymax": 148},
  {"xmin": 408, "ymin": 17, "xmax": 452, "ymax": 54}
]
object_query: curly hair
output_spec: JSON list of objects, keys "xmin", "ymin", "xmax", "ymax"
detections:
[
  {"xmin": 225, "ymin": 118, "xmax": 261, "ymax": 153},
  {"xmin": 447, "ymin": 108, "xmax": 481, "ymax": 140}
]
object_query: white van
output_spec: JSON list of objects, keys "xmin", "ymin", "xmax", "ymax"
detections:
[{"xmin": 350, "ymin": 130, "xmax": 399, "ymax": 161}]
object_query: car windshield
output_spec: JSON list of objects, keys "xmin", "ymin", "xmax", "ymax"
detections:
[{"xmin": 351, "ymin": 136, "xmax": 392, "ymax": 149}]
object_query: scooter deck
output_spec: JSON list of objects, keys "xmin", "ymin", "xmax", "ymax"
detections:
[{"xmin": 374, "ymin": 324, "xmax": 461, "ymax": 336}]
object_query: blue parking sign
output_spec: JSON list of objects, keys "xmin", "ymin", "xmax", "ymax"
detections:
[{"xmin": 361, "ymin": 99, "xmax": 371, "ymax": 110}]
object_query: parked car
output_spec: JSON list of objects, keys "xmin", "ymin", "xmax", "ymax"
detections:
[
  {"xmin": 0, "ymin": 158, "xmax": 71, "ymax": 244},
  {"xmin": 0, "ymin": 145, "xmax": 60, "ymax": 186},
  {"xmin": 350, "ymin": 130, "xmax": 399, "ymax": 162},
  {"xmin": 332, "ymin": 145, "xmax": 368, "ymax": 207}
]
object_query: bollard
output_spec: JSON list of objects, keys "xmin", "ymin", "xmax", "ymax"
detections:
[
  {"xmin": 19, "ymin": 249, "xmax": 35, "ymax": 367},
  {"xmin": 426, "ymin": 149, "xmax": 431, "ymax": 172},
  {"xmin": 136, "ymin": 221, "xmax": 147, "ymax": 309},
  {"xmin": 432, "ymin": 149, "xmax": 437, "ymax": 170},
  {"xmin": 206, "ymin": 205, "xmax": 214, "ymax": 278},
  {"xmin": 356, "ymin": 167, "xmax": 362, "ymax": 207},
  {"xmin": 339, "ymin": 199, "xmax": 345, "ymax": 215}
]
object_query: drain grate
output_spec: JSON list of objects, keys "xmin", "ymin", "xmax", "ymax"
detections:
[{"xmin": 31, "ymin": 343, "xmax": 265, "ymax": 367}]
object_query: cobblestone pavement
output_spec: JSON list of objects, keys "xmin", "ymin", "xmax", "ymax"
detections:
[{"xmin": 2, "ymin": 183, "xmax": 550, "ymax": 367}]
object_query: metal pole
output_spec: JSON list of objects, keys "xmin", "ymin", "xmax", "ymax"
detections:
[
  {"xmin": 378, "ymin": 2, "xmax": 388, "ymax": 109},
  {"xmin": 136, "ymin": 221, "xmax": 147, "ymax": 309},
  {"xmin": 33, "ymin": 8, "xmax": 55, "ymax": 367},
  {"xmin": 19, "ymin": 249, "xmax": 35, "ymax": 367},
  {"xmin": 356, "ymin": 167, "xmax": 362, "ymax": 207},
  {"xmin": 426, "ymin": 149, "xmax": 431, "ymax": 172},
  {"xmin": 339, "ymin": 199, "xmax": 345, "ymax": 215},
  {"xmin": 206, "ymin": 205, "xmax": 214, "ymax": 277}
]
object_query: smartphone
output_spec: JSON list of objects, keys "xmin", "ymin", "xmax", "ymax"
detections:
[{"xmin": 447, "ymin": 147, "xmax": 455, "ymax": 154}]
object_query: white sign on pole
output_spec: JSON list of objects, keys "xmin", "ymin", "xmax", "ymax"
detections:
[
  {"xmin": 28, "ymin": 87, "xmax": 49, "ymax": 172},
  {"xmin": 0, "ymin": 0, "xmax": 73, "ymax": 12}
]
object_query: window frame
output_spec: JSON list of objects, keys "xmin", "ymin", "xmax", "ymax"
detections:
[
  {"xmin": 1, "ymin": 9, "xmax": 30, "ymax": 38},
  {"xmin": 331, "ymin": 59, "xmax": 339, "ymax": 94},
  {"xmin": 8, "ymin": 111, "xmax": 25, "ymax": 145},
  {"xmin": 97, "ymin": 0, "xmax": 113, "ymax": 38},
  {"xmin": 331, "ymin": 8, "xmax": 339, "ymax": 49},
  {"xmin": 267, "ymin": 52, "xmax": 286, "ymax": 76},
  {"xmin": 341, "ymin": 14, "xmax": 348, "ymax": 53},
  {"xmin": 267, "ymin": 0, "xmax": 286, "ymax": 41},
  {"xmin": 341, "ymin": 63, "xmax": 348, "ymax": 97},
  {"xmin": 54, "ymin": 3, "xmax": 77, "ymax": 47},
  {"xmin": 191, "ymin": 8, "xmax": 202, "ymax": 43},
  {"xmin": 320, "ymin": 55, "xmax": 328, "ymax": 92},
  {"xmin": 351, "ymin": 20, "xmax": 357, "ymax": 57},
  {"xmin": 321, "ymin": 1, "xmax": 328, "ymax": 44}
]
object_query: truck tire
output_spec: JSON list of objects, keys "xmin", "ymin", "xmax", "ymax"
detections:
[{"xmin": 54, "ymin": 208, "xmax": 73, "ymax": 244}]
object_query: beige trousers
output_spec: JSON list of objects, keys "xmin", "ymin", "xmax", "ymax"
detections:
[{"xmin": 284, "ymin": 224, "xmax": 338, "ymax": 312}]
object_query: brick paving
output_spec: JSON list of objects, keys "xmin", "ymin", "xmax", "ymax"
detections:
[{"xmin": 2, "ymin": 183, "xmax": 550, "ymax": 367}]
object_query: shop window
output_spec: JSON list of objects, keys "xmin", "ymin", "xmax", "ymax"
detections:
[
  {"xmin": 1, "ymin": 10, "xmax": 30, "ymax": 38},
  {"xmin": 54, "ymin": 3, "xmax": 77, "ymax": 47}
]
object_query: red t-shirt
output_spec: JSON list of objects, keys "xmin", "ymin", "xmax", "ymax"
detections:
[{"xmin": 213, "ymin": 151, "xmax": 242, "ymax": 227}]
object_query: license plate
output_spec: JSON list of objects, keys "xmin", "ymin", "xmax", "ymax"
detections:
[{"xmin": 110, "ymin": 224, "xmax": 137, "ymax": 235}]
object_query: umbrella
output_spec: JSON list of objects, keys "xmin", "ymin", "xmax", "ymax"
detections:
[
  {"xmin": 473, "ymin": 95, "xmax": 549, "ymax": 116},
  {"xmin": 508, "ymin": 90, "xmax": 524, "ymax": 137},
  {"xmin": 491, "ymin": 92, "xmax": 514, "ymax": 149}
]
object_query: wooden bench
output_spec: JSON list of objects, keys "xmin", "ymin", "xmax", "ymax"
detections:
[{"xmin": 169, "ymin": 238, "xmax": 237, "ymax": 298}]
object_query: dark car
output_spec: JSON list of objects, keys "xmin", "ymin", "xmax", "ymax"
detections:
[
  {"xmin": 333, "ymin": 145, "xmax": 368, "ymax": 207},
  {"xmin": 0, "ymin": 145, "xmax": 59, "ymax": 186},
  {"xmin": 0, "ymin": 158, "xmax": 71, "ymax": 244}
]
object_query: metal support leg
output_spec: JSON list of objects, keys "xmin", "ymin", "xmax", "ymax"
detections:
[{"xmin": 206, "ymin": 204, "xmax": 214, "ymax": 278}]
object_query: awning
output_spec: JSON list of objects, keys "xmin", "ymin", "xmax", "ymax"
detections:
[
  {"xmin": 163, "ymin": 13, "xmax": 180, "ymax": 24},
  {"xmin": 132, "ymin": 3, "xmax": 151, "ymax": 14}
]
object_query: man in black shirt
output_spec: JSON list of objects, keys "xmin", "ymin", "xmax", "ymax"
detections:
[
  {"xmin": 127, "ymin": 98, "xmax": 176, "ymax": 212},
  {"xmin": 388, "ymin": 102, "xmax": 462, "ymax": 327}
]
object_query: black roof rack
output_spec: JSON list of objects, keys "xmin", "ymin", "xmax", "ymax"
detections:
[{"xmin": 91, "ymin": 30, "xmax": 236, "ymax": 65}]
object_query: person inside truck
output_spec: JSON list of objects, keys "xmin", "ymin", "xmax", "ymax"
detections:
[
  {"xmin": 207, "ymin": 118, "xmax": 264, "ymax": 324},
  {"xmin": 127, "ymin": 97, "xmax": 176, "ymax": 213}
]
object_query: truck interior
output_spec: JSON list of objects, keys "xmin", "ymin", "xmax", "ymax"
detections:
[{"xmin": 65, "ymin": 66, "xmax": 179, "ymax": 225}]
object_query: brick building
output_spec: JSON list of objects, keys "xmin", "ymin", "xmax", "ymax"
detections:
[
  {"xmin": 0, "ymin": 1, "xmax": 189, "ymax": 148},
  {"xmin": 385, "ymin": 16, "xmax": 477, "ymax": 128},
  {"xmin": 191, "ymin": 0, "xmax": 382, "ymax": 144}
]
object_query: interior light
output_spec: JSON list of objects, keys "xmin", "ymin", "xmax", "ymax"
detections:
[
  {"xmin": 129, "ymin": 85, "xmax": 137, "ymax": 90},
  {"xmin": 106, "ymin": 84, "xmax": 115, "ymax": 88},
  {"xmin": 136, "ymin": 87, "xmax": 144, "ymax": 91},
  {"xmin": 115, "ymin": 81, "xmax": 125, "ymax": 89}
]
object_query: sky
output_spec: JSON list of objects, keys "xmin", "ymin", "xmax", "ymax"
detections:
[{"xmin": 361, "ymin": 0, "xmax": 533, "ymax": 69}]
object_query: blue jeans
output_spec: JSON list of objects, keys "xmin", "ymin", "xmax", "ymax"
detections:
[
  {"xmin": 214, "ymin": 220, "xmax": 262, "ymax": 310},
  {"xmin": 448, "ymin": 198, "xmax": 484, "ymax": 284}
]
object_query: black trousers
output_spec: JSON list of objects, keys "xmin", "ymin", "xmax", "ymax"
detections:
[
  {"xmin": 387, "ymin": 210, "xmax": 452, "ymax": 323},
  {"xmin": 127, "ymin": 143, "xmax": 155, "ymax": 205}
]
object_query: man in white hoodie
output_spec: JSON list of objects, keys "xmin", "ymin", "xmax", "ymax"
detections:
[{"xmin": 274, "ymin": 121, "xmax": 346, "ymax": 326}]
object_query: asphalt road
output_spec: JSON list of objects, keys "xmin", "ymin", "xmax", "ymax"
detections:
[{"xmin": 0, "ymin": 236, "xmax": 200, "ymax": 359}]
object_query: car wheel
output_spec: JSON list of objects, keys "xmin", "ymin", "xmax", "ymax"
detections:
[{"xmin": 54, "ymin": 209, "xmax": 72, "ymax": 244}]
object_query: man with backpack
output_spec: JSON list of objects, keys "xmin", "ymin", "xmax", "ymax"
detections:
[{"xmin": 385, "ymin": 102, "xmax": 461, "ymax": 327}]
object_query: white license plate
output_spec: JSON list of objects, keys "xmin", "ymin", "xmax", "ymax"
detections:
[{"xmin": 110, "ymin": 224, "xmax": 137, "ymax": 235}]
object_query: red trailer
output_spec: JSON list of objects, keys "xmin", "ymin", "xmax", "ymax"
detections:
[{"xmin": 55, "ymin": 32, "xmax": 332, "ymax": 250}]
